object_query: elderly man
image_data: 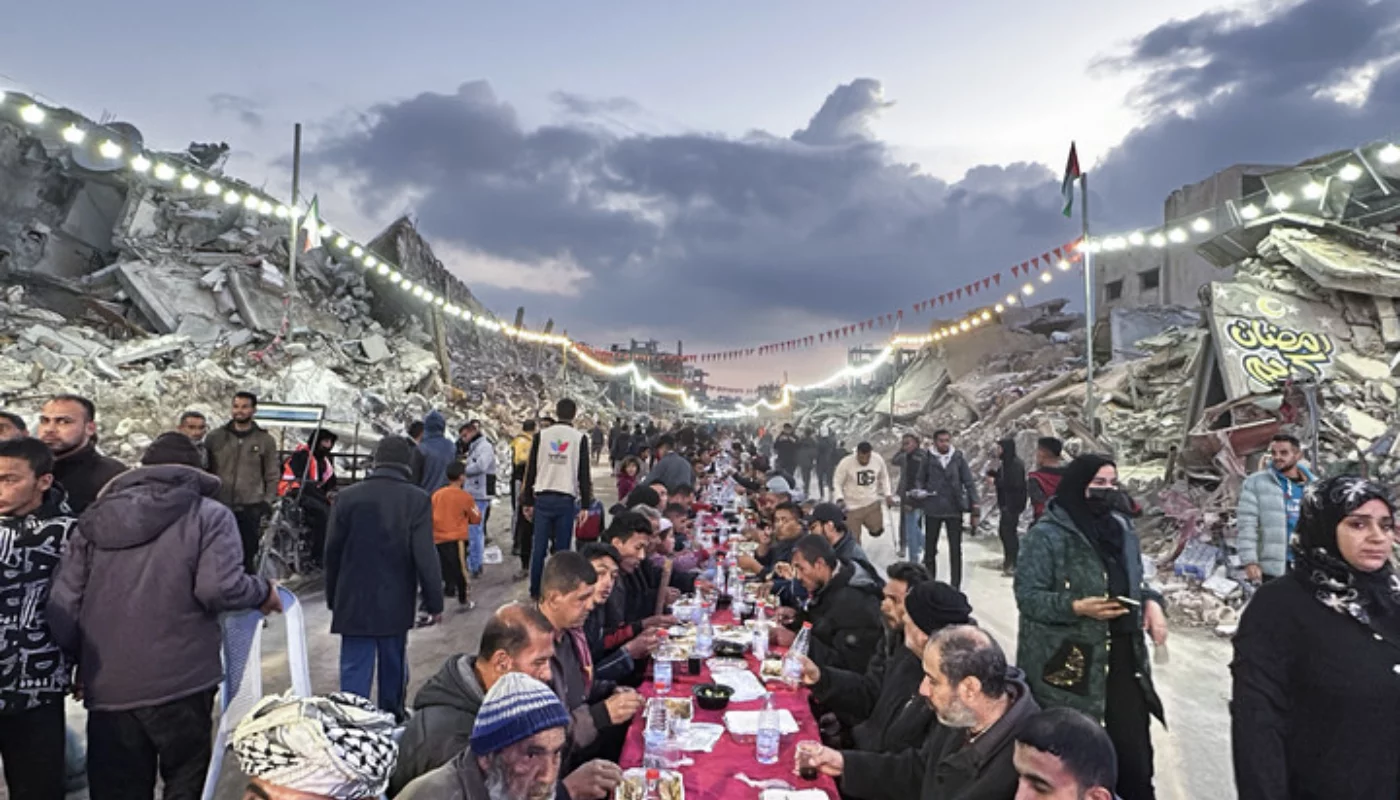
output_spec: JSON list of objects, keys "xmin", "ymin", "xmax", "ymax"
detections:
[
  {"xmin": 233, "ymin": 692, "xmax": 399, "ymax": 800},
  {"xmin": 398, "ymin": 674, "xmax": 622, "ymax": 800}
]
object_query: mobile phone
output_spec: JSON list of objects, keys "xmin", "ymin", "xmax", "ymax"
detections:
[{"xmin": 1114, "ymin": 596, "xmax": 1141, "ymax": 608}]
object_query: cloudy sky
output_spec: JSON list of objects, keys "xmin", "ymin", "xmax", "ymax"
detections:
[{"xmin": 5, "ymin": 0, "xmax": 1399, "ymax": 387}]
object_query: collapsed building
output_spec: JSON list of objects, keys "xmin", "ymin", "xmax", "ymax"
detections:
[{"xmin": 0, "ymin": 98, "xmax": 644, "ymax": 468}]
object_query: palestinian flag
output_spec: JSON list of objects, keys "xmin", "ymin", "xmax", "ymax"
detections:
[
  {"xmin": 302, "ymin": 195, "xmax": 323, "ymax": 252},
  {"xmin": 1061, "ymin": 143, "xmax": 1081, "ymax": 218}
]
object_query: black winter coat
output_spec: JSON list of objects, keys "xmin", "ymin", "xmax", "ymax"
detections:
[
  {"xmin": 890, "ymin": 448, "xmax": 929, "ymax": 500},
  {"xmin": 992, "ymin": 438, "xmax": 1028, "ymax": 515},
  {"xmin": 53, "ymin": 442, "xmax": 126, "ymax": 514},
  {"xmin": 325, "ymin": 466, "xmax": 443, "ymax": 636},
  {"xmin": 811, "ymin": 629, "xmax": 933, "ymax": 754},
  {"xmin": 1232, "ymin": 573, "xmax": 1400, "ymax": 800},
  {"xmin": 795, "ymin": 560, "xmax": 885, "ymax": 674},
  {"xmin": 919, "ymin": 451, "xmax": 979, "ymax": 518}
]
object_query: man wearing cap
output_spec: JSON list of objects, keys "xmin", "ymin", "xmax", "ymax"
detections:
[
  {"xmin": 832, "ymin": 442, "xmax": 894, "ymax": 543},
  {"xmin": 807, "ymin": 502, "xmax": 875, "ymax": 570},
  {"xmin": 325, "ymin": 435, "xmax": 443, "ymax": 718},
  {"xmin": 234, "ymin": 692, "xmax": 400, "ymax": 800},
  {"xmin": 48, "ymin": 432, "xmax": 281, "ymax": 797},
  {"xmin": 398, "ymin": 673, "xmax": 623, "ymax": 800}
]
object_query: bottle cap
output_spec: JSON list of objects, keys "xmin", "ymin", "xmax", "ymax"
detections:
[
  {"xmin": 802, "ymin": 621, "xmax": 813, "ymax": 629},
  {"xmin": 646, "ymin": 769, "xmax": 659, "ymax": 780}
]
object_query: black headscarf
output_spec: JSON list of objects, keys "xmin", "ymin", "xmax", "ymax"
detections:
[
  {"xmin": 1291, "ymin": 475, "xmax": 1400, "ymax": 637},
  {"xmin": 1055, "ymin": 454, "xmax": 1133, "ymax": 630}
]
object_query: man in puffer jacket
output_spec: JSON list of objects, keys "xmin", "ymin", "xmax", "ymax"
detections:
[{"xmin": 48, "ymin": 432, "xmax": 281, "ymax": 800}]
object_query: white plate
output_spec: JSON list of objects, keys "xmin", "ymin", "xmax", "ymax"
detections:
[
  {"xmin": 709, "ymin": 669, "xmax": 768, "ymax": 702},
  {"xmin": 723, "ymin": 709, "xmax": 800, "ymax": 736}
]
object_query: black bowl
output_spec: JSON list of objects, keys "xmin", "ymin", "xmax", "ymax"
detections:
[
  {"xmin": 713, "ymin": 640, "xmax": 746, "ymax": 658},
  {"xmin": 693, "ymin": 683, "xmax": 734, "ymax": 711}
]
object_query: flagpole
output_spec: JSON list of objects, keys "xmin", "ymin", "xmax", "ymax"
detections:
[
  {"xmin": 1080, "ymin": 170, "xmax": 1095, "ymax": 425},
  {"xmin": 288, "ymin": 122, "xmax": 302, "ymax": 298}
]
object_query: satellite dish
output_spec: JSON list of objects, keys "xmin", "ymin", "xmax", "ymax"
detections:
[{"xmin": 70, "ymin": 120, "xmax": 145, "ymax": 173}]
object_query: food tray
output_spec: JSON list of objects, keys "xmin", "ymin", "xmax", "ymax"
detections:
[{"xmin": 617, "ymin": 769, "xmax": 683, "ymax": 800}]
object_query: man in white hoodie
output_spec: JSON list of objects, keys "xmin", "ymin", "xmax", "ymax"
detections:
[{"xmin": 832, "ymin": 442, "xmax": 894, "ymax": 543}]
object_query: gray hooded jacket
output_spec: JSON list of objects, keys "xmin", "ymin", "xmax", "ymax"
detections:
[
  {"xmin": 47, "ymin": 465, "xmax": 270, "ymax": 711},
  {"xmin": 390, "ymin": 655, "xmax": 487, "ymax": 795}
]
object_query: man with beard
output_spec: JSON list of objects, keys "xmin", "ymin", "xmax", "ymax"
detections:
[
  {"xmin": 536, "ymin": 552, "xmax": 644, "ymax": 759},
  {"xmin": 278, "ymin": 428, "xmax": 338, "ymax": 570},
  {"xmin": 919, "ymin": 430, "xmax": 979, "ymax": 590},
  {"xmin": 808, "ymin": 626, "xmax": 1038, "ymax": 800},
  {"xmin": 770, "ymin": 535, "xmax": 883, "ymax": 673},
  {"xmin": 0, "ymin": 438, "xmax": 78, "ymax": 798},
  {"xmin": 203, "ymin": 391, "xmax": 280, "ymax": 572},
  {"xmin": 36, "ymin": 394, "xmax": 126, "ymax": 515},
  {"xmin": 890, "ymin": 433, "xmax": 929, "ymax": 562},
  {"xmin": 1235, "ymin": 433, "xmax": 1314, "ymax": 584},
  {"xmin": 805, "ymin": 503, "xmax": 880, "ymax": 583},
  {"xmin": 176, "ymin": 411, "xmax": 209, "ymax": 469},
  {"xmin": 390, "ymin": 604, "xmax": 556, "ymax": 795}
]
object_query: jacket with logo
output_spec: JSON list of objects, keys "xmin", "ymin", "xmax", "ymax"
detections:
[{"xmin": 521, "ymin": 425, "xmax": 593, "ymax": 507}]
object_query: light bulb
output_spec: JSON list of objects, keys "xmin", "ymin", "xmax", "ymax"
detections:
[
  {"xmin": 981, "ymin": 311, "xmax": 991, "ymax": 321},
  {"xmin": 1149, "ymin": 233, "xmax": 1167, "ymax": 247},
  {"xmin": 1269, "ymin": 193, "xmax": 1293, "ymax": 211},
  {"xmin": 1128, "ymin": 231, "xmax": 1146, "ymax": 246},
  {"xmin": 19, "ymin": 105, "xmax": 45, "ymax": 124},
  {"xmin": 1057, "ymin": 259, "xmax": 1071, "ymax": 270},
  {"xmin": 960, "ymin": 321, "xmax": 970, "ymax": 331},
  {"xmin": 1167, "ymin": 228, "xmax": 1188, "ymax": 243},
  {"xmin": 98, "ymin": 140, "xmax": 122, "ymax": 159},
  {"xmin": 995, "ymin": 303, "xmax": 1005, "ymax": 313},
  {"xmin": 1380, "ymin": 144, "xmax": 1400, "ymax": 165},
  {"xmin": 1006, "ymin": 294, "xmax": 1017, "ymax": 305},
  {"xmin": 1022, "ymin": 284, "xmax": 1035, "ymax": 296},
  {"xmin": 244, "ymin": 195, "xmax": 261, "ymax": 210},
  {"xmin": 1240, "ymin": 204, "xmax": 1261, "ymax": 220},
  {"xmin": 1040, "ymin": 271, "xmax": 1052, "ymax": 284},
  {"xmin": 153, "ymin": 162, "xmax": 175, "ymax": 180},
  {"xmin": 971, "ymin": 317, "xmax": 981, "ymax": 327},
  {"xmin": 274, "ymin": 205, "xmax": 289, "ymax": 218},
  {"xmin": 1191, "ymin": 217, "xmax": 1212, "ymax": 233},
  {"xmin": 319, "ymin": 224, "xmax": 333, "ymax": 237},
  {"xmin": 130, "ymin": 155, "xmax": 152, "ymax": 173},
  {"xmin": 258, "ymin": 201, "xmax": 273, "ymax": 214},
  {"xmin": 1087, "ymin": 241, "xmax": 1103, "ymax": 254},
  {"xmin": 350, "ymin": 246, "xmax": 364, "ymax": 258},
  {"xmin": 180, "ymin": 174, "xmax": 200, "ymax": 190},
  {"xmin": 1338, "ymin": 163, "xmax": 1363, "ymax": 182},
  {"xmin": 365, "ymin": 256, "xmax": 378, "ymax": 268},
  {"xmin": 1302, "ymin": 182, "xmax": 1324, "ymax": 200},
  {"xmin": 223, "ymin": 190, "xmax": 240, "ymax": 204},
  {"xmin": 334, "ymin": 236, "xmax": 349, "ymax": 249},
  {"xmin": 61, "ymin": 125, "xmax": 86, "ymax": 144}
]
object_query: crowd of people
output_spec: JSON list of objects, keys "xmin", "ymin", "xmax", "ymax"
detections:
[{"xmin": 2, "ymin": 389, "xmax": 1398, "ymax": 800}]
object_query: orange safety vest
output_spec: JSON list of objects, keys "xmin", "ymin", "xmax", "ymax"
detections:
[{"xmin": 278, "ymin": 444, "xmax": 334, "ymax": 496}]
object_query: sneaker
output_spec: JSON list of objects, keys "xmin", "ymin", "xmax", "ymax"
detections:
[{"xmin": 415, "ymin": 613, "xmax": 434, "ymax": 628}]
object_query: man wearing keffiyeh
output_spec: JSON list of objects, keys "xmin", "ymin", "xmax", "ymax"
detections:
[{"xmin": 233, "ymin": 692, "xmax": 399, "ymax": 799}]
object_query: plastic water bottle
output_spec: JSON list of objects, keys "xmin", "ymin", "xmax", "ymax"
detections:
[
  {"xmin": 643, "ymin": 705, "xmax": 668, "ymax": 770},
  {"xmin": 695, "ymin": 609, "xmax": 714, "ymax": 659},
  {"xmin": 654, "ymin": 631, "xmax": 673, "ymax": 695},
  {"xmin": 752, "ymin": 621, "xmax": 768, "ymax": 660},
  {"xmin": 714, "ymin": 552, "xmax": 728, "ymax": 597},
  {"xmin": 781, "ymin": 622, "xmax": 812, "ymax": 689},
  {"xmin": 755, "ymin": 692, "xmax": 780, "ymax": 765}
]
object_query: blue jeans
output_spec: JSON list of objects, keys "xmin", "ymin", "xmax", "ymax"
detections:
[
  {"xmin": 468, "ymin": 496, "xmax": 490, "ymax": 573},
  {"xmin": 340, "ymin": 634, "xmax": 408, "ymax": 716},
  {"xmin": 529, "ymin": 493, "xmax": 579, "ymax": 597},
  {"xmin": 903, "ymin": 507, "xmax": 925, "ymax": 566}
]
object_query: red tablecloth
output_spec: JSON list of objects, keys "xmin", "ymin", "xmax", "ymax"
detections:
[{"xmin": 619, "ymin": 610, "xmax": 839, "ymax": 800}]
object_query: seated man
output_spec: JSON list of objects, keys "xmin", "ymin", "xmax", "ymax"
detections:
[
  {"xmin": 390, "ymin": 604, "xmax": 556, "ymax": 794},
  {"xmin": 398, "ymin": 673, "xmax": 623, "ymax": 800},
  {"xmin": 581, "ymin": 542, "xmax": 657, "ymax": 683},
  {"xmin": 806, "ymin": 626, "xmax": 1040, "ymax": 800},
  {"xmin": 1014, "ymin": 708, "xmax": 1120, "ymax": 800},
  {"xmin": 807, "ymin": 502, "xmax": 883, "ymax": 588},
  {"xmin": 604, "ymin": 513, "xmax": 677, "ymax": 630},
  {"xmin": 233, "ymin": 692, "xmax": 399, "ymax": 800},
  {"xmin": 772, "ymin": 535, "xmax": 883, "ymax": 673}
]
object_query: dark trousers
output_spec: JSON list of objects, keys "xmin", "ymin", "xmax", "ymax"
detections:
[
  {"xmin": 299, "ymin": 495, "xmax": 330, "ymax": 568},
  {"xmin": 1105, "ymin": 638, "xmax": 1156, "ymax": 800},
  {"xmin": 437, "ymin": 541, "xmax": 470, "ymax": 603},
  {"xmin": 231, "ymin": 504, "xmax": 266, "ymax": 574},
  {"xmin": 797, "ymin": 462, "xmax": 815, "ymax": 496},
  {"xmin": 817, "ymin": 464, "xmax": 835, "ymax": 499},
  {"xmin": 529, "ymin": 493, "xmax": 578, "ymax": 598},
  {"xmin": 925, "ymin": 515, "xmax": 964, "ymax": 589},
  {"xmin": 0, "ymin": 701, "xmax": 65, "ymax": 800},
  {"xmin": 87, "ymin": 689, "xmax": 215, "ymax": 800},
  {"xmin": 340, "ymin": 634, "xmax": 408, "ymax": 717},
  {"xmin": 997, "ymin": 510, "xmax": 1020, "ymax": 570}
]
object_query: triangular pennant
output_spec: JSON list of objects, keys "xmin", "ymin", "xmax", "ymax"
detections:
[
  {"xmin": 993, "ymin": 273, "xmax": 1002, "ymax": 286},
  {"xmin": 1032, "ymin": 256, "xmax": 1041, "ymax": 271},
  {"xmin": 1012, "ymin": 264, "xmax": 1020, "ymax": 277}
]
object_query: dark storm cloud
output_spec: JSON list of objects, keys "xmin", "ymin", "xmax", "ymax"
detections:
[
  {"xmin": 306, "ymin": 0, "xmax": 1400, "ymax": 346},
  {"xmin": 208, "ymin": 93, "xmax": 265, "ymax": 130}
]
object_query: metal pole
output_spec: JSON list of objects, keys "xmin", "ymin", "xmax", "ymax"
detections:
[
  {"xmin": 1081, "ymin": 171, "xmax": 1095, "ymax": 423},
  {"xmin": 288, "ymin": 123, "xmax": 302, "ymax": 297}
]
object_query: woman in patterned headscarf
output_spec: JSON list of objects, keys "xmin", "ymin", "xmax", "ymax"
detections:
[{"xmin": 1232, "ymin": 475, "xmax": 1400, "ymax": 800}]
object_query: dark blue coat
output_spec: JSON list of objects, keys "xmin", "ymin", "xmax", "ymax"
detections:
[{"xmin": 325, "ymin": 466, "xmax": 443, "ymax": 636}]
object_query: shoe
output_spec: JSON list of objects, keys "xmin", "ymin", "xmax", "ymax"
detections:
[
  {"xmin": 415, "ymin": 613, "xmax": 435, "ymax": 628},
  {"xmin": 470, "ymin": 568, "xmax": 483, "ymax": 579},
  {"xmin": 513, "ymin": 569, "xmax": 530, "ymax": 582}
]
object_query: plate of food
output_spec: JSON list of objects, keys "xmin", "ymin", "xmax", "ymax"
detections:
[
  {"xmin": 759, "ymin": 658, "xmax": 785, "ymax": 681},
  {"xmin": 617, "ymin": 769, "xmax": 683, "ymax": 800},
  {"xmin": 655, "ymin": 696, "xmax": 693, "ymax": 722}
]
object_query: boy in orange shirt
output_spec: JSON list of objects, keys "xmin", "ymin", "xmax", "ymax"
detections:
[{"xmin": 433, "ymin": 461, "xmax": 482, "ymax": 609}]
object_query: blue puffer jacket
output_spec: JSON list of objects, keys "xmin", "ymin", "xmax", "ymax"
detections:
[{"xmin": 417, "ymin": 411, "xmax": 457, "ymax": 493}]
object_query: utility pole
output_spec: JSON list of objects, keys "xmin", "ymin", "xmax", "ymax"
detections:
[
  {"xmin": 1081, "ymin": 172, "xmax": 1096, "ymax": 424},
  {"xmin": 286, "ymin": 123, "xmax": 301, "ymax": 298}
]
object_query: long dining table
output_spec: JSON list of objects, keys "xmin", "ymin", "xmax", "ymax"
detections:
[{"xmin": 618, "ymin": 607, "xmax": 840, "ymax": 800}]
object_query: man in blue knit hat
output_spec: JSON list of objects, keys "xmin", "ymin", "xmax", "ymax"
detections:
[{"xmin": 397, "ymin": 673, "xmax": 622, "ymax": 800}]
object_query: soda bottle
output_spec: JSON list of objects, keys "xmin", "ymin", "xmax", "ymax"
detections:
[
  {"xmin": 755, "ymin": 692, "xmax": 780, "ymax": 765},
  {"xmin": 695, "ymin": 609, "xmax": 714, "ymax": 659},
  {"xmin": 781, "ymin": 622, "xmax": 812, "ymax": 688}
]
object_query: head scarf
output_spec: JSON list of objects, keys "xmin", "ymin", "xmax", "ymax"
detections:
[
  {"xmin": 232, "ymin": 692, "xmax": 398, "ymax": 798},
  {"xmin": 1292, "ymin": 475, "xmax": 1400, "ymax": 628},
  {"xmin": 1054, "ymin": 453, "xmax": 1123, "ymax": 556}
]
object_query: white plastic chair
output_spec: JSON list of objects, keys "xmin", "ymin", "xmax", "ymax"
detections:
[{"xmin": 201, "ymin": 586, "xmax": 312, "ymax": 800}]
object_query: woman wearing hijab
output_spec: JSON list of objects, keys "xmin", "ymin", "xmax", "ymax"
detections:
[
  {"xmin": 1014, "ymin": 454, "xmax": 1167, "ymax": 800},
  {"xmin": 1232, "ymin": 475, "xmax": 1400, "ymax": 799}
]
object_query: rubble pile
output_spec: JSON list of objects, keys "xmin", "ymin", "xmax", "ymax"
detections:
[{"xmin": 0, "ymin": 119, "xmax": 627, "ymax": 462}]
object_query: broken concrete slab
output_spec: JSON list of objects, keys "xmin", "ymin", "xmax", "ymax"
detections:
[
  {"xmin": 357, "ymin": 333, "xmax": 391, "ymax": 364},
  {"xmin": 1337, "ymin": 352, "xmax": 1391, "ymax": 381},
  {"xmin": 1344, "ymin": 407, "xmax": 1389, "ymax": 440},
  {"xmin": 115, "ymin": 260, "xmax": 222, "ymax": 334},
  {"xmin": 107, "ymin": 334, "xmax": 191, "ymax": 366}
]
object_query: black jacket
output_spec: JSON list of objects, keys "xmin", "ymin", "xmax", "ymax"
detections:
[
  {"xmin": 390, "ymin": 655, "xmax": 485, "ymax": 795},
  {"xmin": 890, "ymin": 447, "xmax": 929, "ymax": 500},
  {"xmin": 919, "ymin": 450, "xmax": 979, "ymax": 518},
  {"xmin": 811, "ymin": 629, "xmax": 933, "ymax": 754},
  {"xmin": 773, "ymin": 433, "xmax": 799, "ymax": 471},
  {"xmin": 991, "ymin": 438, "xmax": 1028, "ymax": 515},
  {"xmin": 841, "ymin": 670, "xmax": 1039, "ymax": 800},
  {"xmin": 325, "ymin": 465, "xmax": 443, "ymax": 636},
  {"xmin": 796, "ymin": 560, "xmax": 885, "ymax": 673},
  {"xmin": 0, "ymin": 487, "xmax": 76, "ymax": 712},
  {"xmin": 53, "ymin": 442, "xmax": 126, "ymax": 514},
  {"xmin": 816, "ymin": 435, "xmax": 839, "ymax": 471},
  {"xmin": 1232, "ymin": 573, "xmax": 1400, "ymax": 800}
]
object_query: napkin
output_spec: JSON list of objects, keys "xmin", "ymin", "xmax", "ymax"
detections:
[{"xmin": 723, "ymin": 709, "xmax": 800, "ymax": 736}]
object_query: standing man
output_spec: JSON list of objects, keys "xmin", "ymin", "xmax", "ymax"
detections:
[
  {"xmin": 36, "ymin": 394, "xmax": 126, "ymax": 515},
  {"xmin": 832, "ymin": 442, "xmax": 894, "ymax": 543},
  {"xmin": 890, "ymin": 433, "xmax": 929, "ymax": 562},
  {"xmin": 773, "ymin": 423, "xmax": 799, "ymax": 477},
  {"xmin": 433, "ymin": 462, "xmax": 482, "ymax": 611},
  {"xmin": 176, "ymin": 411, "xmax": 209, "ymax": 469},
  {"xmin": 815, "ymin": 427, "xmax": 839, "ymax": 502},
  {"xmin": 589, "ymin": 421, "xmax": 605, "ymax": 466},
  {"xmin": 48, "ymin": 433, "xmax": 280, "ymax": 800},
  {"xmin": 325, "ymin": 436, "xmax": 443, "ymax": 718},
  {"xmin": 796, "ymin": 428, "xmax": 818, "ymax": 499},
  {"xmin": 1236, "ymin": 434, "xmax": 1314, "ymax": 584},
  {"xmin": 521, "ymin": 399, "xmax": 593, "ymax": 599},
  {"xmin": 641, "ymin": 434, "xmax": 692, "ymax": 494},
  {"xmin": 919, "ymin": 429, "xmax": 979, "ymax": 589},
  {"xmin": 511, "ymin": 421, "xmax": 538, "ymax": 578},
  {"xmin": 989, "ymin": 438, "xmax": 1029, "ymax": 577},
  {"xmin": 1027, "ymin": 437, "xmax": 1066, "ymax": 522},
  {"xmin": 0, "ymin": 438, "xmax": 77, "ymax": 799},
  {"xmin": 417, "ymin": 411, "xmax": 456, "ymax": 494},
  {"xmin": 204, "ymin": 391, "xmax": 280, "ymax": 573},
  {"xmin": 0, "ymin": 411, "xmax": 26, "ymax": 441},
  {"xmin": 460, "ymin": 419, "xmax": 498, "ymax": 579}
]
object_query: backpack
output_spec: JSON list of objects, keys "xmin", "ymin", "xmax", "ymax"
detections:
[{"xmin": 575, "ymin": 499, "xmax": 605, "ymax": 542}]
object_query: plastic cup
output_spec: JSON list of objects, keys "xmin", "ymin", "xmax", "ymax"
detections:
[{"xmin": 795, "ymin": 740, "xmax": 822, "ymax": 780}]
